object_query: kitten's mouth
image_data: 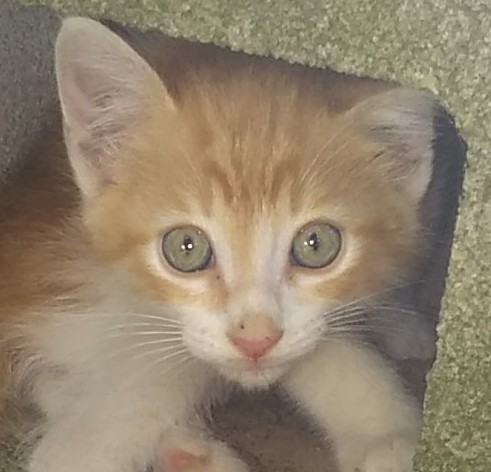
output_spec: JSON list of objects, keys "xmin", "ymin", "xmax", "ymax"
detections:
[{"xmin": 216, "ymin": 358, "xmax": 288, "ymax": 390}]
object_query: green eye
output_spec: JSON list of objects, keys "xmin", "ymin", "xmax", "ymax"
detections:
[
  {"xmin": 162, "ymin": 226, "xmax": 213, "ymax": 273},
  {"xmin": 291, "ymin": 223, "xmax": 342, "ymax": 269}
]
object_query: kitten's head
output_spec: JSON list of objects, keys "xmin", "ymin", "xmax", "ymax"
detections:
[{"xmin": 55, "ymin": 18, "xmax": 437, "ymax": 389}]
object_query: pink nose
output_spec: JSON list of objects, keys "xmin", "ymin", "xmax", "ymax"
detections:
[{"xmin": 230, "ymin": 332, "xmax": 282, "ymax": 360}]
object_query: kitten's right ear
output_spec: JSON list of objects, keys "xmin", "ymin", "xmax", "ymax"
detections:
[{"xmin": 55, "ymin": 17, "xmax": 175, "ymax": 198}]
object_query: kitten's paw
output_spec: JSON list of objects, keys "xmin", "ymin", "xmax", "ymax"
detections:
[
  {"xmin": 362, "ymin": 438, "xmax": 415, "ymax": 472},
  {"xmin": 337, "ymin": 437, "xmax": 415, "ymax": 472},
  {"xmin": 29, "ymin": 439, "xmax": 126, "ymax": 472},
  {"xmin": 29, "ymin": 424, "xmax": 157, "ymax": 472},
  {"xmin": 160, "ymin": 437, "xmax": 249, "ymax": 472}
]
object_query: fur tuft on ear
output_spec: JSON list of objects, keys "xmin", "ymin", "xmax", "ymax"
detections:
[
  {"xmin": 351, "ymin": 88, "xmax": 440, "ymax": 203},
  {"xmin": 55, "ymin": 17, "xmax": 175, "ymax": 198}
]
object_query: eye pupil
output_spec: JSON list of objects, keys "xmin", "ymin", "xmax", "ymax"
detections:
[
  {"xmin": 181, "ymin": 235, "xmax": 194, "ymax": 253},
  {"xmin": 306, "ymin": 232, "xmax": 320, "ymax": 251}
]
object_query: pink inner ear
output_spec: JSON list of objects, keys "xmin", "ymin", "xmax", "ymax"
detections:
[
  {"xmin": 163, "ymin": 448, "xmax": 207, "ymax": 471},
  {"xmin": 60, "ymin": 62, "xmax": 133, "ymax": 185},
  {"xmin": 61, "ymin": 66, "xmax": 100, "ymax": 131}
]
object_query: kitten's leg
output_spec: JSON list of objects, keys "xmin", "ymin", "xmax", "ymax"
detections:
[
  {"xmin": 30, "ymin": 366, "xmax": 248, "ymax": 472},
  {"xmin": 283, "ymin": 340, "xmax": 421, "ymax": 472}
]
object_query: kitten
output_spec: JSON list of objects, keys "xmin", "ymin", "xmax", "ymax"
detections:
[{"xmin": 0, "ymin": 16, "xmax": 444, "ymax": 472}]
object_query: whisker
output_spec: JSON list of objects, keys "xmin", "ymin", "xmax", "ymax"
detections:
[
  {"xmin": 15, "ymin": 335, "xmax": 185, "ymax": 368},
  {"xmin": 366, "ymin": 305, "xmax": 424, "ymax": 317},
  {"xmin": 132, "ymin": 348, "xmax": 191, "ymax": 377},
  {"xmin": 119, "ymin": 345, "xmax": 187, "ymax": 374},
  {"xmin": 50, "ymin": 312, "xmax": 183, "ymax": 326},
  {"xmin": 126, "ymin": 337, "xmax": 184, "ymax": 350},
  {"xmin": 172, "ymin": 359, "xmax": 195, "ymax": 380},
  {"xmin": 321, "ymin": 334, "xmax": 374, "ymax": 349},
  {"xmin": 316, "ymin": 301, "xmax": 427, "ymax": 340},
  {"xmin": 91, "ymin": 325, "xmax": 183, "ymax": 338},
  {"xmin": 112, "ymin": 337, "xmax": 184, "ymax": 362},
  {"xmin": 324, "ymin": 314, "xmax": 426, "ymax": 336},
  {"xmin": 108, "ymin": 330, "xmax": 183, "ymax": 337},
  {"xmin": 323, "ymin": 307, "xmax": 368, "ymax": 321},
  {"xmin": 328, "ymin": 317, "xmax": 425, "ymax": 334},
  {"xmin": 324, "ymin": 303, "xmax": 424, "ymax": 325},
  {"xmin": 326, "ymin": 324, "xmax": 416, "ymax": 336},
  {"xmin": 158, "ymin": 354, "xmax": 194, "ymax": 380},
  {"xmin": 327, "ymin": 311, "xmax": 424, "ymax": 327},
  {"xmin": 120, "ymin": 347, "xmax": 191, "ymax": 388},
  {"xmin": 103, "ymin": 322, "xmax": 183, "ymax": 332},
  {"xmin": 320, "ymin": 278, "xmax": 434, "ymax": 316},
  {"xmin": 322, "ymin": 311, "xmax": 372, "ymax": 327}
]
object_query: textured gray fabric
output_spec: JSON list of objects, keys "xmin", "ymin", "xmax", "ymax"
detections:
[{"xmin": 0, "ymin": 0, "xmax": 59, "ymax": 183}]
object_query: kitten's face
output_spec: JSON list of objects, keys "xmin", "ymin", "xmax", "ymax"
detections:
[
  {"xmin": 56, "ymin": 19, "xmax": 432, "ymax": 389},
  {"xmin": 84, "ymin": 87, "xmax": 421, "ymax": 389}
]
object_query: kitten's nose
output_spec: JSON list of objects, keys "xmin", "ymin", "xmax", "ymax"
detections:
[
  {"xmin": 231, "ymin": 334, "xmax": 282, "ymax": 360},
  {"xmin": 229, "ymin": 314, "xmax": 283, "ymax": 360}
]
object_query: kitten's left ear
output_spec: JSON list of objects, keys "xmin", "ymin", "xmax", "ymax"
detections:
[{"xmin": 351, "ymin": 89, "xmax": 441, "ymax": 203}]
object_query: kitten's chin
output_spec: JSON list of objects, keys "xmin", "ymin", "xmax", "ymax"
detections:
[{"xmin": 217, "ymin": 364, "xmax": 287, "ymax": 390}]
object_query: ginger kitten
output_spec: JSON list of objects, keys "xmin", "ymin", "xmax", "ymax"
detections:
[{"xmin": 0, "ymin": 16, "xmax": 446, "ymax": 472}]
